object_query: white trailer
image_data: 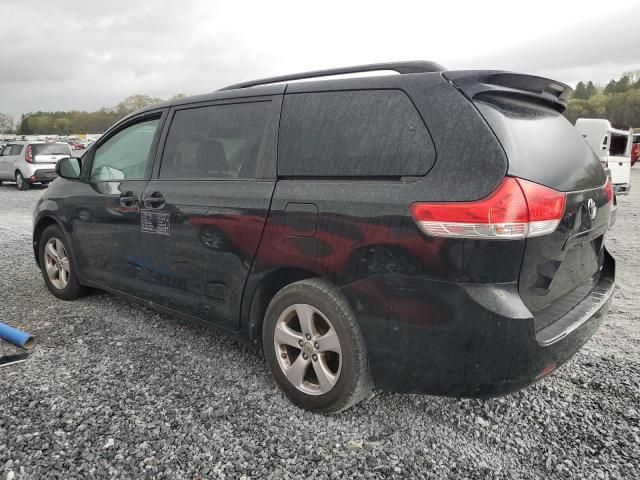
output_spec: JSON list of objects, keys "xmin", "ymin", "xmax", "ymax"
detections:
[{"xmin": 575, "ymin": 118, "xmax": 632, "ymax": 195}]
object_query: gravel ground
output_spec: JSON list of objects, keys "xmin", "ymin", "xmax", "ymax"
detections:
[{"xmin": 0, "ymin": 170, "xmax": 639, "ymax": 480}]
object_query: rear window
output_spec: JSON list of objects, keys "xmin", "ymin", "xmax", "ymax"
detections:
[
  {"xmin": 474, "ymin": 95, "xmax": 606, "ymax": 191},
  {"xmin": 32, "ymin": 144, "xmax": 71, "ymax": 156},
  {"xmin": 278, "ymin": 90, "xmax": 435, "ymax": 177},
  {"xmin": 609, "ymin": 133, "xmax": 629, "ymax": 156}
]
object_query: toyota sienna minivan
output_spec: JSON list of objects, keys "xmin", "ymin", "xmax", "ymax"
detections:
[{"xmin": 33, "ymin": 62, "xmax": 615, "ymax": 413}]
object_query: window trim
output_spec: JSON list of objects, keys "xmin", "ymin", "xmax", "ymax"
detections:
[
  {"xmin": 83, "ymin": 109, "xmax": 166, "ymax": 183},
  {"xmin": 152, "ymin": 95, "xmax": 281, "ymax": 181},
  {"xmin": 277, "ymin": 88, "xmax": 435, "ymax": 179}
]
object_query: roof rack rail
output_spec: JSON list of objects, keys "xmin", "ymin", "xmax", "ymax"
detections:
[{"xmin": 218, "ymin": 60, "xmax": 445, "ymax": 91}]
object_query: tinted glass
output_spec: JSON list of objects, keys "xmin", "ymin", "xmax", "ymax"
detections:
[
  {"xmin": 475, "ymin": 96, "xmax": 606, "ymax": 191},
  {"xmin": 609, "ymin": 133, "xmax": 628, "ymax": 156},
  {"xmin": 1, "ymin": 145, "xmax": 11, "ymax": 155},
  {"xmin": 278, "ymin": 90, "xmax": 435, "ymax": 177},
  {"xmin": 90, "ymin": 118, "xmax": 160, "ymax": 181},
  {"xmin": 32, "ymin": 144, "xmax": 71, "ymax": 156},
  {"xmin": 11, "ymin": 145, "xmax": 24, "ymax": 155},
  {"xmin": 160, "ymin": 101, "xmax": 270, "ymax": 180}
]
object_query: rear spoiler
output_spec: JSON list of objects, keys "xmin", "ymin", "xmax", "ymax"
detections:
[{"xmin": 443, "ymin": 71, "xmax": 573, "ymax": 112}]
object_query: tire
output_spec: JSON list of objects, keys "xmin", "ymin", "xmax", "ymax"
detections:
[
  {"xmin": 15, "ymin": 171, "xmax": 30, "ymax": 190},
  {"xmin": 38, "ymin": 225, "xmax": 87, "ymax": 300},
  {"xmin": 263, "ymin": 278, "xmax": 372, "ymax": 414}
]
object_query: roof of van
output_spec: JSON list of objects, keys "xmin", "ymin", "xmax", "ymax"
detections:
[
  {"xmin": 129, "ymin": 62, "xmax": 572, "ymax": 119},
  {"xmin": 576, "ymin": 118, "xmax": 612, "ymax": 129},
  {"xmin": 130, "ymin": 61, "xmax": 447, "ymax": 119},
  {"xmin": 217, "ymin": 61, "xmax": 445, "ymax": 91}
]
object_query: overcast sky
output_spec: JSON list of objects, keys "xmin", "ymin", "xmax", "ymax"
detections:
[{"xmin": 1, "ymin": 0, "xmax": 639, "ymax": 120}]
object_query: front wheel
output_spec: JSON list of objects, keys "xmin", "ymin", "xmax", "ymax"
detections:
[
  {"xmin": 38, "ymin": 225, "xmax": 87, "ymax": 300},
  {"xmin": 15, "ymin": 171, "xmax": 30, "ymax": 190},
  {"xmin": 263, "ymin": 278, "xmax": 372, "ymax": 414}
]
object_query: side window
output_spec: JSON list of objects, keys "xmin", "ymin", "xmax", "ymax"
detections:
[
  {"xmin": 1, "ymin": 145, "xmax": 12, "ymax": 155},
  {"xmin": 278, "ymin": 90, "xmax": 435, "ymax": 177},
  {"xmin": 159, "ymin": 101, "xmax": 270, "ymax": 180},
  {"xmin": 11, "ymin": 145, "xmax": 24, "ymax": 155},
  {"xmin": 90, "ymin": 118, "xmax": 160, "ymax": 181}
]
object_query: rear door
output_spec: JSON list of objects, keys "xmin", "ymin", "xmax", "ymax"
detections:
[
  {"xmin": 607, "ymin": 129, "xmax": 632, "ymax": 186},
  {"xmin": 31, "ymin": 143, "xmax": 72, "ymax": 165},
  {"xmin": 446, "ymin": 71, "xmax": 611, "ymax": 328},
  {"xmin": 136, "ymin": 97, "xmax": 280, "ymax": 330}
]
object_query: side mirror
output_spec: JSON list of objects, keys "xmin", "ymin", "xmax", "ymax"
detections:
[{"xmin": 56, "ymin": 156, "xmax": 82, "ymax": 180}]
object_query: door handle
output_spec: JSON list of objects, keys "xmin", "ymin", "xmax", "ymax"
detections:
[
  {"xmin": 119, "ymin": 193, "xmax": 139, "ymax": 207},
  {"xmin": 143, "ymin": 191, "xmax": 165, "ymax": 209}
]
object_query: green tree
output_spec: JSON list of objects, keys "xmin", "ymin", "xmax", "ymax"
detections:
[
  {"xmin": 116, "ymin": 95, "xmax": 163, "ymax": 116},
  {"xmin": 604, "ymin": 79, "xmax": 618, "ymax": 95},
  {"xmin": 585, "ymin": 81, "xmax": 598, "ymax": 99},
  {"xmin": 574, "ymin": 81, "xmax": 588, "ymax": 100},
  {"xmin": 616, "ymin": 75, "xmax": 631, "ymax": 93}
]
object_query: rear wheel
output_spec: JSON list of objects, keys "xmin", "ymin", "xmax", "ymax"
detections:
[
  {"xmin": 38, "ymin": 225, "xmax": 87, "ymax": 300},
  {"xmin": 263, "ymin": 278, "xmax": 372, "ymax": 414},
  {"xmin": 15, "ymin": 171, "xmax": 29, "ymax": 190}
]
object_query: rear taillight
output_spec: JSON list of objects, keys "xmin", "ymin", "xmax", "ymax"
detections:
[
  {"xmin": 603, "ymin": 177, "xmax": 614, "ymax": 204},
  {"xmin": 24, "ymin": 145, "xmax": 33, "ymax": 163},
  {"xmin": 410, "ymin": 177, "xmax": 566, "ymax": 240}
]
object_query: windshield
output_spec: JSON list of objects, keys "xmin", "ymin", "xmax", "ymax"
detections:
[{"xmin": 32, "ymin": 144, "xmax": 71, "ymax": 156}]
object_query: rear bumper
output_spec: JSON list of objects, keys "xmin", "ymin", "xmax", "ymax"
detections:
[
  {"xmin": 614, "ymin": 183, "xmax": 630, "ymax": 195},
  {"xmin": 29, "ymin": 169, "xmax": 57, "ymax": 182},
  {"xmin": 22, "ymin": 162, "xmax": 57, "ymax": 182},
  {"xmin": 341, "ymin": 249, "xmax": 615, "ymax": 396}
]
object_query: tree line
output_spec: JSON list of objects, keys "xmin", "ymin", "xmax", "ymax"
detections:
[
  {"xmin": 564, "ymin": 72, "xmax": 640, "ymax": 128},
  {"xmin": 0, "ymin": 94, "xmax": 186, "ymax": 135}
]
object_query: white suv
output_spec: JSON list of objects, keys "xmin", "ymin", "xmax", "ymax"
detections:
[{"xmin": 0, "ymin": 142, "xmax": 72, "ymax": 190}]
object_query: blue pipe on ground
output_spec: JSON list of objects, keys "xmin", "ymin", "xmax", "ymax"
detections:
[{"xmin": 0, "ymin": 322, "xmax": 34, "ymax": 349}]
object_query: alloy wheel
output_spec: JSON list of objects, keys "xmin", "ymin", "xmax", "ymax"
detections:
[
  {"xmin": 273, "ymin": 303, "xmax": 342, "ymax": 395},
  {"xmin": 44, "ymin": 237, "xmax": 70, "ymax": 290}
]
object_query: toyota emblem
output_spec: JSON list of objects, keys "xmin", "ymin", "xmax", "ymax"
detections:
[{"xmin": 587, "ymin": 198, "xmax": 597, "ymax": 220}]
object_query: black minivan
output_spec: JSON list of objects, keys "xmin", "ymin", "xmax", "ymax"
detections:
[{"xmin": 34, "ymin": 62, "xmax": 615, "ymax": 413}]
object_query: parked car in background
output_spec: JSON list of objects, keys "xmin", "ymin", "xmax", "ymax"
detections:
[
  {"xmin": 0, "ymin": 141, "xmax": 72, "ymax": 190},
  {"xmin": 575, "ymin": 119, "xmax": 632, "ymax": 195},
  {"xmin": 34, "ymin": 62, "xmax": 615, "ymax": 413},
  {"xmin": 631, "ymin": 132, "xmax": 639, "ymax": 167},
  {"xmin": 66, "ymin": 140, "xmax": 86, "ymax": 151}
]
